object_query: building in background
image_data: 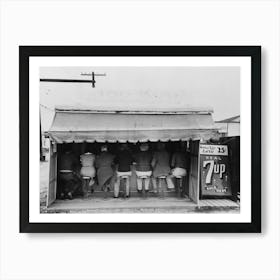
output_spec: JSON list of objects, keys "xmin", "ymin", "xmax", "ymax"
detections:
[{"xmin": 215, "ymin": 115, "xmax": 240, "ymax": 137}]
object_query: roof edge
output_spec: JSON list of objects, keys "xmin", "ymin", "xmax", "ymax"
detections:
[
  {"xmin": 216, "ymin": 115, "xmax": 240, "ymax": 123},
  {"xmin": 54, "ymin": 106, "xmax": 214, "ymax": 115}
]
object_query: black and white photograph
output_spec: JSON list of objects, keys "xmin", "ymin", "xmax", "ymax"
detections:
[
  {"xmin": 40, "ymin": 66, "xmax": 240, "ymax": 213},
  {"xmin": 20, "ymin": 46, "xmax": 261, "ymax": 232},
  {"xmin": 3, "ymin": 1, "xmax": 280, "ymax": 279}
]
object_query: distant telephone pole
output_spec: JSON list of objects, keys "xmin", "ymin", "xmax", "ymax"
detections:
[
  {"xmin": 40, "ymin": 71, "xmax": 106, "ymax": 88},
  {"xmin": 39, "ymin": 72, "xmax": 106, "ymax": 161},
  {"xmin": 40, "ymin": 110, "xmax": 45, "ymax": 161},
  {"xmin": 80, "ymin": 72, "xmax": 106, "ymax": 88}
]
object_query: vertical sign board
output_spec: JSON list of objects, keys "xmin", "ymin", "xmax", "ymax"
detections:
[{"xmin": 200, "ymin": 144, "xmax": 232, "ymax": 197}]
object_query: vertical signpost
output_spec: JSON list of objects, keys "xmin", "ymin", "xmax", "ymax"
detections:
[{"xmin": 200, "ymin": 144, "xmax": 232, "ymax": 197}]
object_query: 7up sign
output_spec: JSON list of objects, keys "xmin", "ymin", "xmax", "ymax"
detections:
[{"xmin": 200, "ymin": 144, "xmax": 232, "ymax": 197}]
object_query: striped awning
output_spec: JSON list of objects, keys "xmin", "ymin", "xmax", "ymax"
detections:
[{"xmin": 48, "ymin": 109, "xmax": 218, "ymax": 143}]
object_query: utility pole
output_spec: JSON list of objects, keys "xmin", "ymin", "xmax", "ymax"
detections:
[
  {"xmin": 39, "ymin": 72, "xmax": 106, "ymax": 161},
  {"xmin": 80, "ymin": 72, "xmax": 106, "ymax": 88},
  {"xmin": 40, "ymin": 71, "xmax": 106, "ymax": 88},
  {"xmin": 40, "ymin": 112, "xmax": 45, "ymax": 161}
]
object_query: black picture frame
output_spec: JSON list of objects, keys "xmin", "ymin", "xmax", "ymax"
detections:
[{"xmin": 19, "ymin": 46, "xmax": 261, "ymax": 233}]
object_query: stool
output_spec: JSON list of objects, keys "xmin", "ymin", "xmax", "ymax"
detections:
[
  {"xmin": 175, "ymin": 175, "xmax": 183, "ymax": 198},
  {"xmin": 139, "ymin": 175, "xmax": 148, "ymax": 179},
  {"xmin": 158, "ymin": 176, "xmax": 167, "ymax": 199},
  {"xmin": 82, "ymin": 176, "xmax": 91, "ymax": 197},
  {"xmin": 138, "ymin": 175, "xmax": 150, "ymax": 198},
  {"xmin": 120, "ymin": 175, "xmax": 130, "ymax": 198}
]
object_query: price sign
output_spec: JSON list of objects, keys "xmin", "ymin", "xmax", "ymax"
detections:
[{"xmin": 200, "ymin": 144, "xmax": 232, "ymax": 196}]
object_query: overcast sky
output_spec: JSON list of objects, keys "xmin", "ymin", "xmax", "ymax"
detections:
[{"xmin": 40, "ymin": 67, "xmax": 240, "ymax": 131}]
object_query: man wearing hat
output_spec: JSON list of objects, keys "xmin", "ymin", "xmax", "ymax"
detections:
[
  {"xmin": 114, "ymin": 143, "xmax": 133, "ymax": 198},
  {"xmin": 95, "ymin": 145, "xmax": 115, "ymax": 197},
  {"xmin": 58, "ymin": 146, "xmax": 82, "ymax": 199},
  {"xmin": 80, "ymin": 151, "xmax": 96, "ymax": 197},
  {"xmin": 151, "ymin": 142, "xmax": 175, "ymax": 192},
  {"xmin": 133, "ymin": 143, "xmax": 153, "ymax": 194},
  {"xmin": 170, "ymin": 142, "xmax": 188, "ymax": 195}
]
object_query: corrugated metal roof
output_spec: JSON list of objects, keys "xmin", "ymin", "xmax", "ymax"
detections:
[
  {"xmin": 216, "ymin": 115, "xmax": 240, "ymax": 123},
  {"xmin": 54, "ymin": 106, "xmax": 214, "ymax": 115},
  {"xmin": 48, "ymin": 129, "xmax": 218, "ymax": 143},
  {"xmin": 48, "ymin": 109, "xmax": 217, "ymax": 143}
]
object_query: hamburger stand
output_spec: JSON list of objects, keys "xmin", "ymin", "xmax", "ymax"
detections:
[{"xmin": 45, "ymin": 107, "xmax": 240, "ymax": 212}]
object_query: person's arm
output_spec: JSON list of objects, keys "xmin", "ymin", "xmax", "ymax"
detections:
[
  {"xmin": 129, "ymin": 153, "xmax": 134, "ymax": 166},
  {"xmin": 114, "ymin": 153, "xmax": 119, "ymax": 165},
  {"xmin": 151, "ymin": 152, "xmax": 157, "ymax": 168},
  {"xmin": 171, "ymin": 153, "xmax": 176, "ymax": 168},
  {"xmin": 111, "ymin": 154, "xmax": 116, "ymax": 168},
  {"xmin": 95, "ymin": 156, "xmax": 100, "ymax": 168},
  {"xmin": 72, "ymin": 154, "xmax": 79, "ymax": 169},
  {"xmin": 72, "ymin": 155, "xmax": 81, "ymax": 176},
  {"xmin": 132, "ymin": 153, "xmax": 138, "ymax": 165},
  {"xmin": 92, "ymin": 154, "xmax": 96, "ymax": 166}
]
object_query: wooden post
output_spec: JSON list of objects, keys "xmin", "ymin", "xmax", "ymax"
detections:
[{"xmin": 40, "ymin": 112, "xmax": 45, "ymax": 161}]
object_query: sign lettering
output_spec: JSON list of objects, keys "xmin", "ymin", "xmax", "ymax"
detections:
[{"xmin": 200, "ymin": 144, "xmax": 232, "ymax": 197}]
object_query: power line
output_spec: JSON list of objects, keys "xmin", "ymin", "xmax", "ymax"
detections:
[{"xmin": 40, "ymin": 72, "xmax": 106, "ymax": 88}]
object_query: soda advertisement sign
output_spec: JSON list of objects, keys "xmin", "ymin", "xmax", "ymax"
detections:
[{"xmin": 200, "ymin": 144, "xmax": 232, "ymax": 196}]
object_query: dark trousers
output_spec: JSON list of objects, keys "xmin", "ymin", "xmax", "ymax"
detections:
[{"xmin": 59, "ymin": 172, "xmax": 82, "ymax": 196}]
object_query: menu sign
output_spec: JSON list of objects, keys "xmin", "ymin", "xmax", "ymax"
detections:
[{"xmin": 200, "ymin": 144, "xmax": 232, "ymax": 196}]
